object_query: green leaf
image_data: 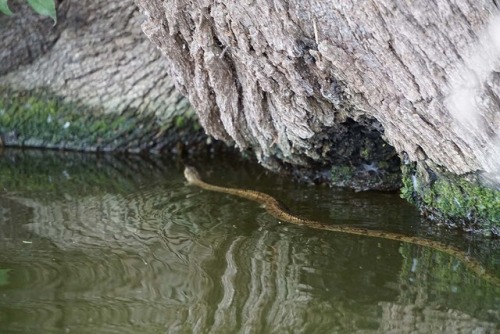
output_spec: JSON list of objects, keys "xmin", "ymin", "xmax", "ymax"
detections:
[
  {"xmin": 0, "ymin": 0, "xmax": 13, "ymax": 16},
  {"xmin": 27, "ymin": 0, "xmax": 56, "ymax": 24}
]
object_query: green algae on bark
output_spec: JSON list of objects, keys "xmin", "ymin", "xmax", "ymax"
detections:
[
  {"xmin": 401, "ymin": 162, "xmax": 500, "ymax": 234},
  {"xmin": 0, "ymin": 87, "xmax": 204, "ymax": 153}
]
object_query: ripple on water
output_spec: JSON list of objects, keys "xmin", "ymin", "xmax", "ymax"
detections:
[
  {"xmin": 20, "ymin": 182, "xmax": 196, "ymax": 253},
  {"xmin": 0, "ymin": 243, "xmax": 198, "ymax": 332},
  {"xmin": 0, "ymin": 152, "xmax": 498, "ymax": 333}
]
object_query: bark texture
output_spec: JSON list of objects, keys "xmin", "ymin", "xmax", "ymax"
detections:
[
  {"xmin": 0, "ymin": 0, "xmax": 209, "ymax": 154},
  {"xmin": 135, "ymin": 0, "xmax": 500, "ymax": 181}
]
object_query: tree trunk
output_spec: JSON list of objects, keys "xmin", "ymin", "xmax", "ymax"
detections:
[
  {"xmin": 134, "ymin": 0, "xmax": 500, "ymax": 231},
  {"xmin": 0, "ymin": 0, "xmax": 210, "ymax": 154}
]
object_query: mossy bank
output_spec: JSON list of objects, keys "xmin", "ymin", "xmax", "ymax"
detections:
[
  {"xmin": 401, "ymin": 161, "xmax": 500, "ymax": 236},
  {"xmin": 1, "ymin": 88, "xmax": 498, "ymax": 234},
  {"xmin": 0, "ymin": 87, "xmax": 212, "ymax": 155}
]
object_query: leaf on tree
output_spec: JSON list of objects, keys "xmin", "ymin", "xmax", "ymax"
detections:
[
  {"xmin": 27, "ymin": 0, "xmax": 56, "ymax": 24},
  {"xmin": 0, "ymin": 0, "xmax": 13, "ymax": 16}
]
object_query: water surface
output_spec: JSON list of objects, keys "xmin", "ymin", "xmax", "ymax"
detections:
[{"xmin": 0, "ymin": 149, "xmax": 498, "ymax": 333}]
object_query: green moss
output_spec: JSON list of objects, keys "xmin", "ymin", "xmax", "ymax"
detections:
[
  {"xmin": 400, "ymin": 163, "xmax": 416, "ymax": 203},
  {"xmin": 430, "ymin": 178, "xmax": 499, "ymax": 224},
  {"xmin": 172, "ymin": 114, "xmax": 201, "ymax": 131},
  {"xmin": 330, "ymin": 165, "xmax": 354, "ymax": 182},
  {"xmin": 0, "ymin": 87, "xmax": 201, "ymax": 151},
  {"xmin": 400, "ymin": 162, "xmax": 500, "ymax": 231},
  {"xmin": 360, "ymin": 147, "xmax": 370, "ymax": 159},
  {"xmin": 174, "ymin": 115, "xmax": 185, "ymax": 128},
  {"xmin": 0, "ymin": 89, "xmax": 127, "ymax": 146}
]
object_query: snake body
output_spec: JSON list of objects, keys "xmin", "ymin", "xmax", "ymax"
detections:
[{"xmin": 184, "ymin": 166, "xmax": 499, "ymax": 286}]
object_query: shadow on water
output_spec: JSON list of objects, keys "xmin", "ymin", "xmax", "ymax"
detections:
[{"xmin": 0, "ymin": 149, "xmax": 498, "ymax": 333}]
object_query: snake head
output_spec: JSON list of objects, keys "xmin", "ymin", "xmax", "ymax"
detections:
[{"xmin": 184, "ymin": 166, "xmax": 202, "ymax": 184}]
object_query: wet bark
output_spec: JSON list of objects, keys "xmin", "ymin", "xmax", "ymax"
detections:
[{"xmin": 134, "ymin": 0, "xmax": 500, "ymax": 184}]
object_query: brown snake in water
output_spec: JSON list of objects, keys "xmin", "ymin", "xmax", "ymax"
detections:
[{"xmin": 184, "ymin": 166, "xmax": 500, "ymax": 286}]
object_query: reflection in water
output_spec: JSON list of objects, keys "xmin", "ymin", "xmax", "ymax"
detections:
[{"xmin": 0, "ymin": 149, "xmax": 498, "ymax": 333}]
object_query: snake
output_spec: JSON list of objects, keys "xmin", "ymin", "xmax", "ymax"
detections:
[{"xmin": 184, "ymin": 166, "xmax": 500, "ymax": 286}]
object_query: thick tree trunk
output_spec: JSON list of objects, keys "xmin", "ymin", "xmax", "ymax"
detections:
[
  {"xmin": 1, "ymin": 1, "xmax": 174, "ymax": 116},
  {"xmin": 2, "ymin": 0, "xmax": 498, "ymax": 229},
  {"xmin": 135, "ymin": 0, "xmax": 500, "ymax": 175},
  {"xmin": 0, "ymin": 0, "xmax": 210, "ymax": 154},
  {"xmin": 135, "ymin": 0, "xmax": 500, "ymax": 231}
]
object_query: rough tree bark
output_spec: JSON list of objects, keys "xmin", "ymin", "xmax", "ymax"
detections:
[
  {"xmin": 135, "ymin": 0, "xmax": 500, "ymax": 231},
  {"xmin": 0, "ymin": 0, "xmax": 210, "ymax": 154}
]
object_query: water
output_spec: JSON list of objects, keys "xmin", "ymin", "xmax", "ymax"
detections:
[{"xmin": 0, "ymin": 149, "xmax": 498, "ymax": 333}]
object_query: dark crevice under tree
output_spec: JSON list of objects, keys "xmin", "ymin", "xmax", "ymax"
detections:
[{"xmin": 134, "ymin": 0, "xmax": 500, "ymax": 233}]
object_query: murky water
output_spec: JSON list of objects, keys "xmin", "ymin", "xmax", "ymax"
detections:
[{"xmin": 0, "ymin": 149, "xmax": 498, "ymax": 333}]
